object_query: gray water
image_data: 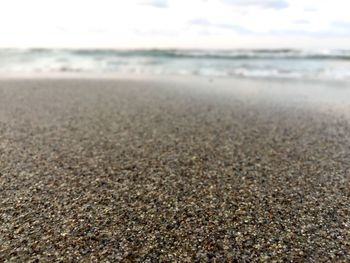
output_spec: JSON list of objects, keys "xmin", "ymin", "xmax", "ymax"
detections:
[{"xmin": 1, "ymin": 48, "xmax": 350, "ymax": 81}]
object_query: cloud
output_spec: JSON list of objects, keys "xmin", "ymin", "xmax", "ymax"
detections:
[
  {"xmin": 139, "ymin": 0, "xmax": 168, "ymax": 8},
  {"xmin": 332, "ymin": 21, "xmax": 350, "ymax": 29},
  {"xmin": 330, "ymin": 21, "xmax": 350, "ymax": 36},
  {"xmin": 133, "ymin": 28, "xmax": 178, "ymax": 36},
  {"xmin": 188, "ymin": 17, "xmax": 350, "ymax": 38},
  {"xmin": 304, "ymin": 7, "xmax": 318, "ymax": 12},
  {"xmin": 188, "ymin": 18, "xmax": 251, "ymax": 34},
  {"xmin": 222, "ymin": 0, "xmax": 289, "ymax": 9},
  {"xmin": 293, "ymin": 19, "xmax": 310, "ymax": 25},
  {"xmin": 268, "ymin": 28, "xmax": 350, "ymax": 38},
  {"xmin": 189, "ymin": 18, "xmax": 212, "ymax": 26}
]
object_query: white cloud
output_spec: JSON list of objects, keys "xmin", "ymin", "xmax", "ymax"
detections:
[
  {"xmin": 0, "ymin": 0, "xmax": 349, "ymax": 48},
  {"xmin": 139, "ymin": 0, "xmax": 169, "ymax": 8},
  {"xmin": 222, "ymin": 0, "xmax": 289, "ymax": 9}
]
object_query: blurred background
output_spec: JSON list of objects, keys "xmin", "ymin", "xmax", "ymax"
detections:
[{"xmin": 0, "ymin": 0, "xmax": 350, "ymax": 80}]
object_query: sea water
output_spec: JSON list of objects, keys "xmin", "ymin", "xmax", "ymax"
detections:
[{"xmin": 1, "ymin": 48, "xmax": 350, "ymax": 81}]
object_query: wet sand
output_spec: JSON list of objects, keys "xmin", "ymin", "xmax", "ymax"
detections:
[{"xmin": 0, "ymin": 77, "xmax": 349, "ymax": 261}]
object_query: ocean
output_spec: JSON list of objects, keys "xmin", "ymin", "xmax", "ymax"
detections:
[{"xmin": 1, "ymin": 48, "xmax": 350, "ymax": 81}]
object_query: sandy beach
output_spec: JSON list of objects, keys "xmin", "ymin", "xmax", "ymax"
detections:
[{"xmin": 0, "ymin": 77, "xmax": 349, "ymax": 261}]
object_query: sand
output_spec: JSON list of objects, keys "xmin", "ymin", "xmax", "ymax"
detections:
[{"xmin": 0, "ymin": 77, "xmax": 349, "ymax": 261}]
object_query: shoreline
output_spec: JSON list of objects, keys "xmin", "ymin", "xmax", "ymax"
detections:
[{"xmin": 1, "ymin": 73, "xmax": 350, "ymax": 115}]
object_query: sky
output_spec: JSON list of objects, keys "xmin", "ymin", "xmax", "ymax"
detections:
[{"xmin": 0, "ymin": 0, "xmax": 349, "ymax": 49}]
